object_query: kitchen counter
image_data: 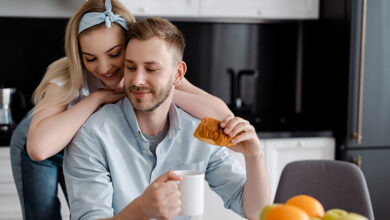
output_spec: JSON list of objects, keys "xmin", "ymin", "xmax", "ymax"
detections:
[{"xmin": 258, "ymin": 130, "xmax": 333, "ymax": 139}]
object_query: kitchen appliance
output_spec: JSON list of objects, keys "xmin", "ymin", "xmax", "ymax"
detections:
[
  {"xmin": 0, "ymin": 88, "xmax": 26, "ymax": 132},
  {"xmin": 227, "ymin": 68, "xmax": 258, "ymax": 118}
]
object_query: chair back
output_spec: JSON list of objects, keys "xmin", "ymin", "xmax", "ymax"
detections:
[{"xmin": 274, "ymin": 160, "xmax": 374, "ymax": 220}]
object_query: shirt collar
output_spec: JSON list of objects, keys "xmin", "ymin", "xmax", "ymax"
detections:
[{"xmin": 122, "ymin": 98, "xmax": 181, "ymax": 139}]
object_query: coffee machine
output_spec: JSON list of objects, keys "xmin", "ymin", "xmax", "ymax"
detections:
[{"xmin": 0, "ymin": 88, "xmax": 25, "ymax": 132}]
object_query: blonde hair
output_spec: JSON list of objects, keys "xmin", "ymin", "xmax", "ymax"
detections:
[
  {"xmin": 32, "ymin": 0, "xmax": 135, "ymax": 114},
  {"xmin": 128, "ymin": 17, "xmax": 185, "ymax": 63}
]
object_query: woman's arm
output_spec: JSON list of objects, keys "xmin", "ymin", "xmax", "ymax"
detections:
[
  {"xmin": 174, "ymin": 78, "xmax": 233, "ymax": 120},
  {"xmin": 27, "ymin": 84, "xmax": 124, "ymax": 161}
]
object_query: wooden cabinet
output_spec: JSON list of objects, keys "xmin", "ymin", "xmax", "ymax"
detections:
[{"xmin": 0, "ymin": 147, "xmax": 69, "ymax": 220}]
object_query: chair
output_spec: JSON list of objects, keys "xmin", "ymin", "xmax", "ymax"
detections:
[{"xmin": 273, "ymin": 160, "xmax": 374, "ymax": 220}]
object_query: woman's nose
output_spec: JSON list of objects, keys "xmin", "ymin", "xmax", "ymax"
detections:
[{"xmin": 98, "ymin": 59, "xmax": 110, "ymax": 74}]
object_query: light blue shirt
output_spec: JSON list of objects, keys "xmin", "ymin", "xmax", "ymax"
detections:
[{"xmin": 64, "ymin": 98, "xmax": 246, "ymax": 220}]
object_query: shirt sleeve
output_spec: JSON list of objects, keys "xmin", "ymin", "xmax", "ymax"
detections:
[
  {"xmin": 63, "ymin": 125, "xmax": 114, "ymax": 220},
  {"xmin": 205, "ymin": 146, "xmax": 247, "ymax": 218}
]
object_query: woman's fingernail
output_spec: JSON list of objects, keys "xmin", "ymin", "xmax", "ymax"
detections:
[{"xmin": 224, "ymin": 128, "xmax": 230, "ymax": 133}]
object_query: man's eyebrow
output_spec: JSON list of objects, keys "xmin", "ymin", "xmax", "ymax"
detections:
[
  {"xmin": 125, "ymin": 60, "xmax": 161, "ymax": 65},
  {"xmin": 125, "ymin": 59, "xmax": 135, "ymax": 64},
  {"xmin": 81, "ymin": 44, "xmax": 123, "ymax": 56}
]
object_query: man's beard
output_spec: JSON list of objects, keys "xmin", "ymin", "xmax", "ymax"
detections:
[{"xmin": 125, "ymin": 74, "xmax": 174, "ymax": 112}]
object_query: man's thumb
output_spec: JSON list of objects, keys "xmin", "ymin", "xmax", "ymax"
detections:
[{"xmin": 155, "ymin": 170, "xmax": 182, "ymax": 183}]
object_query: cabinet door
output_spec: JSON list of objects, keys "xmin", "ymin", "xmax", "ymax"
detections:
[
  {"xmin": 200, "ymin": 0, "xmax": 319, "ymax": 19},
  {"xmin": 347, "ymin": 0, "xmax": 390, "ymax": 147},
  {"xmin": 120, "ymin": 0, "xmax": 199, "ymax": 17},
  {"xmin": 0, "ymin": 148, "xmax": 69, "ymax": 219},
  {"xmin": 0, "ymin": 147, "xmax": 23, "ymax": 220},
  {"xmin": 264, "ymin": 137, "xmax": 335, "ymax": 202},
  {"xmin": 344, "ymin": 148, "xmax": 390, "ymax": 220}
]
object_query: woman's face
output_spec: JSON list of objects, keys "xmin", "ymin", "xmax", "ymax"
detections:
[{"xmin": 79, "ymin": 24, "xmax": 126, "ymax": 88}]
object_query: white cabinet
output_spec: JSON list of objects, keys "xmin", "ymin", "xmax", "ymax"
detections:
[
  {"xmin": 0, "ymin": 0, "xmax": 319, "ymax": 21},
  {"xmin": 0, "ymin": 147, "xmax": 69, "ymax": 220},
  {"xmin": 120, "ymin": 0, "xmax": 199, "ymax": 17},
  {"xmin": 201, "ymin": 136, "xmax": 334, "ymax": 219},
  {"xmin": 0, "ymin": 147, "xmax": 22, "ymax": 220},
  {"xmin": 119, "ymin": 0, "xmax": 319, "ymax": 21},
  {"xmin": 263, "ymin": 137, "xmax": 335, "ymax": 202},
  {"xmin": 200, "ymin": 0, "xmax": 319, "ymax": 20}
]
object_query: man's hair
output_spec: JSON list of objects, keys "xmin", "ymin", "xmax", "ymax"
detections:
[{"xmin": 128, "ymin": 17, "xmax": 185, "ymax": 63}]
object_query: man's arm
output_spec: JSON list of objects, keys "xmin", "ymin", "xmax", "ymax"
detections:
[
  {"xmin": 63, "ymin": 126, "xmax": 115, "ymax": 220},
  {"xmin": 220, "ymin": 116, "xmax": 271, "ymax": 220}
]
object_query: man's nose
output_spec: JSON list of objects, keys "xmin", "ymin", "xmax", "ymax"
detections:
[{"xmin": 132, "ymin": 69, "xmax": 146, "ymax": 86}]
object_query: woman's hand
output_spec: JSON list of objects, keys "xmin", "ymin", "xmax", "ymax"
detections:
[
  {"xmin": 220, "ymin": 116, "xmax": 262, "ymax": 157},
  {"xmin": 95, "ymin": 88, "xmax": 125, "ymax": 105}
]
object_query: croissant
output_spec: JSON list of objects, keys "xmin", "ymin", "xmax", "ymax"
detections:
[{"xmin": 193, "ymin": 117, "xmax": 234, "ymax": 147}]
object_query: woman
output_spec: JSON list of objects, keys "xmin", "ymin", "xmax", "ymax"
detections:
[{"xmin": 10, "ymin": 0, "xmax": 233, "ymax": 219}]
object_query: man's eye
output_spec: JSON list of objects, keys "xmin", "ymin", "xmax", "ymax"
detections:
[{"xmin": 127, "ymin": 66, "xmax": 136, "ymax": 71}]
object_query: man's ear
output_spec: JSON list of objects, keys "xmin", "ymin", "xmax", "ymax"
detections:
[{"xmin": 173, "ymin": 61, "xmax": 187, "ymax": 86}]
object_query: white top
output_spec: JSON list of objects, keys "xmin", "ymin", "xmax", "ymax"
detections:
[{"xmin": 50, "ymin": 71, "xmax": 104, "ymax": 109}]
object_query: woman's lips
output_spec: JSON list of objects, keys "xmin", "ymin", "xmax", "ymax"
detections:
[{"xmin": 102, "ymin": 69, "xmax": 119, "ymax": 80}]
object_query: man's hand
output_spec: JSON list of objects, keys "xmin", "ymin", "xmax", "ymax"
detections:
[
  {"xmin": 138, "ymin": 171, "xmax": 183, "ymax": 220},
  {"xmin": 220, "ymin": 116, "xmax": 262, "ymax": 157}
]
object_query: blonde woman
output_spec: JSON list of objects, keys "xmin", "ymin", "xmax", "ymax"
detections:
[{"xmin": 10, "ymin": 0, "xmax": 232, "ymax": 219}]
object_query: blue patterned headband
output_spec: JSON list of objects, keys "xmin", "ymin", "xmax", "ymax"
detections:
[{"xmin": 78, "ymin": 0, "xmax": 128, "ymax": 34}]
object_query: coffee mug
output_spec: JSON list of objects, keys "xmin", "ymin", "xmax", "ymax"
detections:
[{"xmin": 174, "ymin": 170, "xmax": 205, "ymax": 216}]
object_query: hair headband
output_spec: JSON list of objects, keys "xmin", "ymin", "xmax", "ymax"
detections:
[{"xmin": 78, "ymin": 0, "xmax": 128, "ymax": 34}]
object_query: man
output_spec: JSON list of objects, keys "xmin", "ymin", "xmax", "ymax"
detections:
[{"xmin": 64, "ymin": 17, "xmax": 270, "ymax": 220}]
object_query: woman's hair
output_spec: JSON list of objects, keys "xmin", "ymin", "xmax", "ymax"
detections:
[{"xmin": 32, "ymin": 0, "xmax": 135, "ymax": 114}]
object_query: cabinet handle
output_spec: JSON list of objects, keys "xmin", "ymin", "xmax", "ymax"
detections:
[
  {"xmin": 353, "ymin": 0, "xmax": 367, "ymax": 145},
  {"xmin": 352, "ymin": 155, "xmax": 362, "ymax": 168}
]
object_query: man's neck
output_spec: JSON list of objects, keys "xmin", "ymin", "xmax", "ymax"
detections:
[{"xmin": 135, "ymin": 98, "xmax": 172, "ymax": 136}]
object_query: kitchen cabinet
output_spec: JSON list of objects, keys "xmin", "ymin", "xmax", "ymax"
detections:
[
  {"xmin": 0, "ymin": 0, "xmax": 319, "ymax": 21},
  {"xmin": 263, "ymin": 137, "xmax": 335, "ymax": 202},
  {"xmin": 200, "ymin": 0, "xmax": 319, "ymax": 20},
  {"xmin": 202, "ymin": 136, "xmax": 335, "ymax": 220},
  {"xmin": 342, "ymin": 0, "xmax": 390, "ymax": 219},
  {"xmin": 120, "ymin": 0, "xmax": 199, "ymax": 18},
  {"xmin": 0, "ymin": 147, "xmax": 69, "ymax": 220}
]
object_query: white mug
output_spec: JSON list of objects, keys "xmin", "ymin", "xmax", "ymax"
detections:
[{"xmin": 174, "ymin": 170, "xmax": 205, "ymax": 216}]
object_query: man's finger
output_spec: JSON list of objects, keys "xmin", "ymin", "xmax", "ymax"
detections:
[{"xmin": 155, "ymin": 171, "xmax": 182, "ymax": 183}]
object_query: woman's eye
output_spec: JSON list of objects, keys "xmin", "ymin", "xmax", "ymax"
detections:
[
  {"xmin": 109, "ymin": 52, "xmax": 121, "ymax": 58},
  {"xmin": 146, "ymin": 68, "xmax": 158, "ymax": 72},
  {"xmin": 85, "ymin": 57, "xmax": 96, "ymax": 62}
]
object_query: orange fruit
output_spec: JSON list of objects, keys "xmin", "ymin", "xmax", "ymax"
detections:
[
  {"xmin": 264, "ymin": 204, "xmax": 309, "ymax": 220},
  {"xmin": 286, "ymin": 195, "xmax": 325, "ymax": 218}
]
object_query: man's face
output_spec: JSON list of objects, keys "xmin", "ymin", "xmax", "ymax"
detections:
[{"xmin": 124, "ymin": 37, "xmax": 177, "ymax": 112}]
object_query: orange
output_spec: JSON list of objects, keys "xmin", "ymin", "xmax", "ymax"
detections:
[
  {"xmin": 264, "ymin": 204, "xmax": 309, "ymax": 220},
  {"xmin": 286, "ymin": 195, "xmax": 325, "ymax": 218}
]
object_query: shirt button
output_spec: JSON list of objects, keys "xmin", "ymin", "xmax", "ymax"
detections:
[
  {"xmin": 136, "ymin": 133, "xmax": 139, "ymax": 137},
  {"xmin": 143, "ymin": 149, "xmax": 147, "ymax": 154}
]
